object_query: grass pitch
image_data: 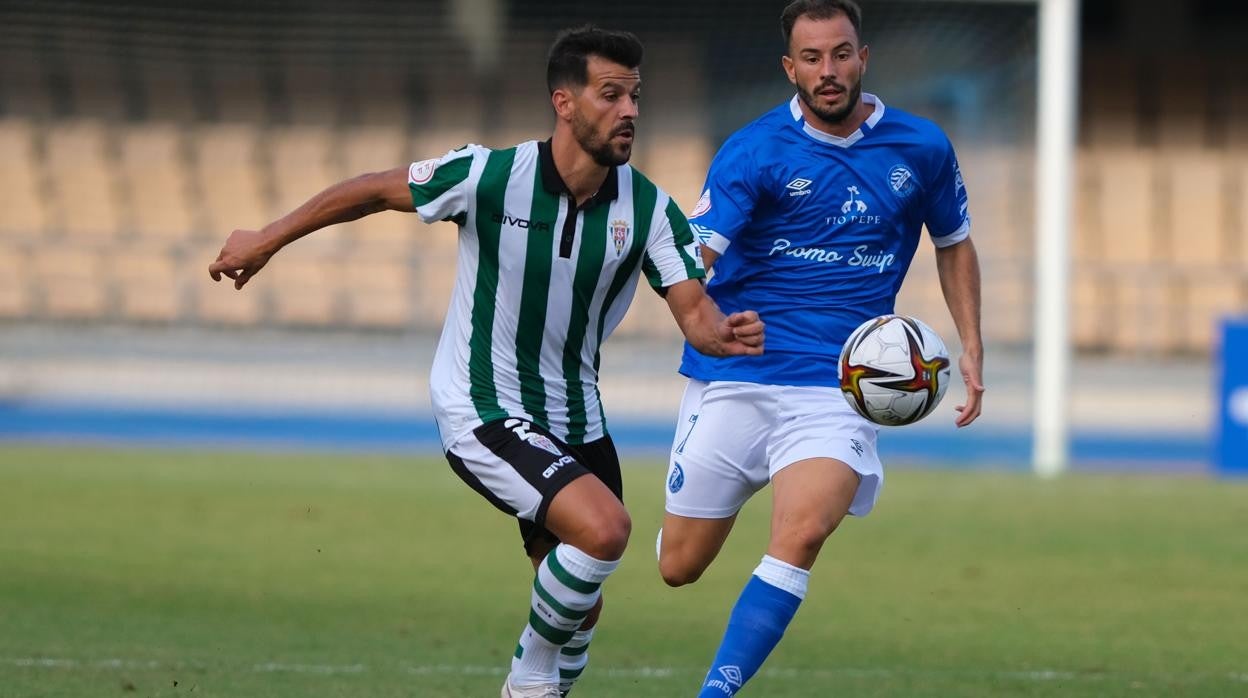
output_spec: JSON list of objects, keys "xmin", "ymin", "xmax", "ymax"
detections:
[{"xmin": 1, "ymin": 444, "xmax": 1245, "ymax": 697}]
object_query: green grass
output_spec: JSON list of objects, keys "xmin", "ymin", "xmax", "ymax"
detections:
[{"xmin": 1, "ymin": 444, "xmax": 1245, "ymax": 697}]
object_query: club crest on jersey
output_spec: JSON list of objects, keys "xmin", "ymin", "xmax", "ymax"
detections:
[
  {"xmin": 504, "ymin": 418, "xmax": 564, "ymax": 456},
  {"xmin": 668, "ymin": 463, "xmax": 685, "ymax": 493},
  {"xmin": 888, "ymin": 164, "xmax": 916, "ymax": 197},
  {"xmin": 691, "ymin": 190, "xmax": 712, "ymax": 218},
  {"xmin": 610, "ymin": 219, "xmax": 629, "ymax": 256},
  {"xmin": 785, "ymin": 177, "xmax": 813, "ymax": 197}
]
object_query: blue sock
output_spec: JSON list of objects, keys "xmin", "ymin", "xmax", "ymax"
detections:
[{"xmin": 697, "ymin": 556, "xmax": 808, "ymax": 697}]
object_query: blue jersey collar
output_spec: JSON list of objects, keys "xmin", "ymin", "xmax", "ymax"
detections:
[{"xmin": 788, "ymin": 92, "xmax": 886, "ymax": 148}]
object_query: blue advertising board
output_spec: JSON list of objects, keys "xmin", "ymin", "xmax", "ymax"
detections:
[{"xmin": 1215, "ymin": 317, "xmax": 1248, "ymax": 475}]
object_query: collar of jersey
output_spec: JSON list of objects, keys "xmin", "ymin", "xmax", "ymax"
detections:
[
  {"xmin": 788, "ymin": 92, "xmax": 885, "ymax": 148},
  {"xmin": 537, "ymin": 138, "xmax": 620, "ymax": 209}
]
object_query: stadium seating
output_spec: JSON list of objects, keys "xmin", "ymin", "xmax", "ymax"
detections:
[
  {"xmin": 0, "ymin": 119, "xmax": 48, "ymax": 237},
  {"xmin": 107, "ymin": 246, "xmax": 182, "ymax": 323},
  {"xmin": 193, "ymin": 124, "xmax": 270, "ymax": 239},
  {"xmin": 118, "ymin": 124, "xmax": 196, "ymax": 240},
  {"xmin": 0, "ymin": 29, "xmax": 1242, "ymax": 356},
  {"xmin": 0, "ymin": 243, "xmax": 31, "ymax": 318},
  {"xmin": 44, "ymin": 121, "xmax": 124, "ymax": 242}
]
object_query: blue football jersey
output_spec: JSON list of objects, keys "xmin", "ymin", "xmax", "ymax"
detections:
[{"xmin": 680, "ymin": 93, "xmax": 971, "ymax": 386}]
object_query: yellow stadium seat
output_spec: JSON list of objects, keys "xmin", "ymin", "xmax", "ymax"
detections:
[
  {"xmin": 1072, "ymin": 150, "xmax": 1106, "ymax": 263},
  {"xmin": 189, "ymin": 244, "xmax": 265, "ymax": 325},
  {"xmin": 44, "ymin": 120, "xmax": 123, "ymax": 240},
  {"xmin": 1092, "ymin": 149, "xmax": 1162, "ymax": 268},
  {"xmin": 267, "ymin": 126, "xmax": 342, "ymax": 249},
  {"xmin": 31, "ymin": 246, "xmax": 108, "ymax": 319},
  {"xmin": 1163, "ymin": 150, "xmax": 1228, "ymax": 267},
  {"xmin": 266, "ymin": 251, "xmax": 340, "ymax": 326},
  {"xmin": 0, "ymin": 243, "xmax": 32, "ymax": 318},
  {"xmin": 1071, "ymin": 272, "xmax": 1110, "ymax": 351},
  {"xmin": 0, "ymin": 119, "xmax": 49, "ymax": 237},
  {"xmin": 957, "ymin": 147, "xmax": 1032, "ymax": 262},
  {"xmin": 343, "ymin": 254, "xmax": 414, "ymax": 329},
  {"xmin": 643, "ymin": 134, "xmax": 711, "ymax": 215},
  {"xmin": 1234, "ymin": 159, "xmax": 1248, "ymax": 267},
  {"xmin": 1109, "ymin": 273, "xmax": 1177, "ymax": 355},
  {"xmin": 194, "ymin": 124, "xmax": 269, "ymax": 238},
  {"xmin": 118, "ymin": 124, "xmax": 196, "ymax": 240},
  {"xmin": 107, "ymin": 246, "xmax": 182, "ymax": 322},
  {"xmin": 1180, "ymin": 272, "xmax": 1246, "ymax": 353},
  {"xmin": 338, "ymin": 126, "xmax": 414, "ymax": 251}
]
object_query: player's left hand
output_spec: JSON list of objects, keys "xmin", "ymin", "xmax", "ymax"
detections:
[
  {"xmin": 954, "ymin": 350, "xmax": 985, "ymax": 427},
  {"xmin": 716, "ymin": 310, "xmax": 764, "ymax": 356}
]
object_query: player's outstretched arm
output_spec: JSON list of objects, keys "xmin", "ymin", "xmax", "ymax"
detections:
[
  {"xmin": 664, "ymin": 279, "xmax": 764, "ymax": 357},
  {"xmin": 935, "ymin": 238, "xmax": 985, "ymax": 427},
  {"xmin": 208, "ymin": 167, "xmax": 414, "ymax": 290}
]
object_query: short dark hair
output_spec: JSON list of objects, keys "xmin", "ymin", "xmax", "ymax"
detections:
[
  {"xmin": 546, "ymin": 25, "xmax": 644, "ymax": 94},
  {"xmin": 781, "ymin": 0, "xmax": 863, "ymax": 50}
]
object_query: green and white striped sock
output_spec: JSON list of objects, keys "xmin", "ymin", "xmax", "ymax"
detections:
[
  {"xmin": 510, "ymin": 545, "xmax": 618, "ymax": 686},
  {"xmin": 557, "ymin": 626, "xmax": 595, "ymax": 696}
]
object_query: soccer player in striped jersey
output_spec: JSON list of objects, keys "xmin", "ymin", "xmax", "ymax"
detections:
[
  {"xmin": 656, "ymin": 2, "xmax": 985, "ymax": 696},
  {"xmin": 208, "ymin": 26, "xmax": 764, "ymax": 698}
]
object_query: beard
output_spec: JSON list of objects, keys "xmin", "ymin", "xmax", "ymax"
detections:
[
  {"xmin": 797, "ymin": 77, "xmax": 862, "ymax": 126},
  {"xmin": 571, "ymin": 111, "xmax": 634, "ymax": 167}
]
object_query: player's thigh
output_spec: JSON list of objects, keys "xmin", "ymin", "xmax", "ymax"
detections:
[
  {"xmin": 544, "ymin": 474, "xmax": 630, "ymax": 560},
  {"xmin": 768, "ymin": 457, "xmax": 861, "ymax": 569},
  {"xmin": 664, "ymin": 380, "xmax": 775, "ymax": 520},
  {"xmin": 768, "ymin": 384, "xmax": 885, "ymax": 518},
  {"xmin": 658, "ymin": 511, "xmax": 737, "ymax": 586},
  {"xmin": 520, "ymin": 434, "xmax": 625, "ymax": 557},
  {"xmin": 445, "ymin": 418, "xmax": 587, "ymax": 522}
]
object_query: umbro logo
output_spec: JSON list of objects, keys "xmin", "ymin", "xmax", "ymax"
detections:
[
  {"xmin": 704, "ymin": 665, "xmax": 744, "ymax": 693},
  {"xmin": 785, "ymin": 178, "xmax": 814, "ymax": 197},
  {"xmin": 718, "ymin": 666, "xmax": 743, "ymax": 686}
]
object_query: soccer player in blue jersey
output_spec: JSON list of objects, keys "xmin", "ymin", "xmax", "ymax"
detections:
[{"xmin": 656, "ymin": 1, "xmax": 984, "ymax": 695}]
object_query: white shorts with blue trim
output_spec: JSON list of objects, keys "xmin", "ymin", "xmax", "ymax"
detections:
[{"xmin": 664, "ymin": 379, "xmax": 884, "ymax": 519}]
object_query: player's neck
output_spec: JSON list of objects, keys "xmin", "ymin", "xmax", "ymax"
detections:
[
  {"xmin": 799, "ymin": 96, "xmax": 872, "ymax": 139},
  {"xmin": 549, "ymin": 131, "xmax": 609, "ymax": 206}
]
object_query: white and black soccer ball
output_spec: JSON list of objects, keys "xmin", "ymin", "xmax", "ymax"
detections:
[{"xmin": 838, "ymin": 314, "xmax": 951, "ymax": 427}]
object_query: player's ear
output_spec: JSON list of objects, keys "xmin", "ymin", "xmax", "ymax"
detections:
[
  {"xmin": 781, "ymin": 55, "xmax": 797, "ymax": 85},
  {"xmin": 859, "ymin": 44, "xmax": 870, "ymax": 75},
  {"xmin": 551, "ymin": 86, "xmax": 575, "ymax": 120}
]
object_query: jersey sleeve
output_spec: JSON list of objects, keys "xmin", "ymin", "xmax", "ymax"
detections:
[
  {"xmin": 687, "ymin": 135, "xmax": 762, "ymax": 254},
  {"xmin": 923, "ymin": 136, "xmax": 971, "ymax": 248},
  {"xmin": 642, "ymin": 195, "xmax": 707, "ymax": 292},
  {"xmin": 407, "ymin": 145, "xmax": 479, "ymax": 224}
]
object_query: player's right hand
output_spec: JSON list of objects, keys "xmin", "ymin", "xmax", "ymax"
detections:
[
  {"xmin": 208, "ymin": 229, "xmax": 275, "ymax": 290},
  {"xmin": 717, "ymin": 310, "xmax": 765, "ymax": 356}
]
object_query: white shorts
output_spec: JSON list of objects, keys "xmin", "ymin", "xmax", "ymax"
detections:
[{"xmin": 664, "ymin": 380, "xmax": 884, "ymax": 519}]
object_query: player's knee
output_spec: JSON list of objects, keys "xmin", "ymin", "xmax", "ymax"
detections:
[
  {"xmin": 780, "ymin": 519, "xmax": 840, "ymax": 558},
  {"xmin": 658, "ymin": 555, "xmax": 705, "ymax": 587},
  {"xmin": 581, "ymin": 510, "xmax": 631, "ymax": 560}
]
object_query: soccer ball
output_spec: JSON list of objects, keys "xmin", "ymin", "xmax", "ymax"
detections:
[{"xmin": 838, "ymin": 314, "xmax": 951, "ymax": 427}]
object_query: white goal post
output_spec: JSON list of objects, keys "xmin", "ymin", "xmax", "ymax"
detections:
[{"xmin": 1033, "ymin": 0, "xmax": 1079, "ymax": 476}]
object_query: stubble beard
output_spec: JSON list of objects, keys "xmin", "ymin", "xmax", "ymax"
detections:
[
  {"xmin": 798, "ymin": 78, "xmax": 862, "ymax": 127},
  {"xmin": 572, "ymin": 111, "xmax": 632, "ymax": 167}
]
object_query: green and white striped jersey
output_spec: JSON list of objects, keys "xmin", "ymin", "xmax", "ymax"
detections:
[{"xmin": 409, "ymin": 139, "xmax": 705, "ymax": 450}]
